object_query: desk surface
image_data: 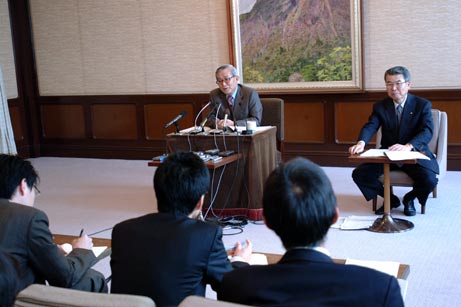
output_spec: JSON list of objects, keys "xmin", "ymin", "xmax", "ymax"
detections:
[{"xmin": 53, "ymin": 234, "xmax": 409, "ymax": 280}]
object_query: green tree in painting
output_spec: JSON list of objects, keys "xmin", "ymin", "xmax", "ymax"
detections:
[{"xmin": 316, "ymin": 46, "xmax": 352, "ymax": 81}]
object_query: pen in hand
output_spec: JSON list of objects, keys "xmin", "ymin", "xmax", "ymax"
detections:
[{"xmin": 79, "ymin": 228, "xmax": 84, "ymax": 237}]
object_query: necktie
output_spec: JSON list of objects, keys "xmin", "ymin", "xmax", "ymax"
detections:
[
  {"xmin": 227, "ymin": 95, "xmax": 234, "ymax": 108},
  {"xmin": 396, "ymin": 105, "xmax": 403, "ymax": 124}
]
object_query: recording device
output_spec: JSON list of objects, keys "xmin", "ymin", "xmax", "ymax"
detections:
[
  {"xmin": 218, "ymin": 150, "xmax": 235, "ymax": 157},
  {"xmin": 164, "ymin": 110, "xmax": 187, "ymax": 129}
]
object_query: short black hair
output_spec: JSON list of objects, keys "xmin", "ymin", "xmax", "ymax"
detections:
[
  {"xmin": 263, "ymin": 157, "xmax": 337, "ymax": 249},
  {"xmin": 384, "ymin": 66, "xmax": 411, "ymax": 82},
  {"xmin": 0, "ymin": 154, "xmax": 39, "ymax": 199},
  {"xmin": 154, "ymin": 152, "xmax": 209, "ymax": 215}
]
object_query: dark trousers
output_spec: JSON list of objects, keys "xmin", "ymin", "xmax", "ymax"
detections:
[{"xmin": 352, "ymin": 162, "xmax": 438, "ymax": 205}]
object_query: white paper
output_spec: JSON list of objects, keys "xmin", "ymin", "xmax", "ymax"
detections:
[
  {"xmin": 337, "ymin": 216, "xmax": 377, "ymax": 230},
  {"xmin": 384, "ymin": 151, "xmax": 430, "ymax": 161},
  {"xmin": 345, "ymin": 258, "xmax": 400, "ymax": 278},
  {"xmin": 360, "ymin": 149, "xmax": 387, "ymax": 157},
  {"xmin": 60, "ymin": 243, "xmax": 108, "ymax": 257}
]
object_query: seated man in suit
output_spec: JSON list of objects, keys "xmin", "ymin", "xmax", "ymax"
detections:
[
  {"xmin": 110, "ymin": 151, "xmax": 252, "ymax": 307},
  {"xmin": 349, "ymin": 66, "xmax": 438, "ymax": 216},
  {"xmin": 0, "ymin": 154, "xmax": 107, "ymax": 294},
  {"xmin": 206, "ymin": 64, "xmax": 263, "ymax": 129},
  {"xmin": 0, "ymin": 249, "xmax": 20, "ymax": 307},
  {"xmin": 218, "ymin": 157, "xmax": 404, "ymax": 307}
]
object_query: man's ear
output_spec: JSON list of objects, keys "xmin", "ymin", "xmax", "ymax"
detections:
[
  {"xmin": 18, "ymin": 178, "xmax": 28, "ymax": 196},
  {"xmin": 331, "ymin": 207, "xmax": 340, "ymax": 225}
]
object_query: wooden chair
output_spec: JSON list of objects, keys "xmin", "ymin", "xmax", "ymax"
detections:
[
  {"xmin": 260, "ymin": 98, "xmax": 284, "ymax": 164},
  {"xmin": 372, "ymin": 109, "xmax": 448, "ymax": 214}
]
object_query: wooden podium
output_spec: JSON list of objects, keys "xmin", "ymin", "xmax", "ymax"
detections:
[{"xmin": 150, "ymin": 127, "xmax": 277, "ymax": 221}]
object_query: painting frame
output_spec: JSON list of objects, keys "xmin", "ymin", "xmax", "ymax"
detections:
[{"xmin": 229, "ymin": 0, "xmax": 363, "ymax": 93}]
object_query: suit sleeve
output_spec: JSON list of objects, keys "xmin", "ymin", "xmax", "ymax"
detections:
[
  {"xmin": 406, "ymin": 99, "xmax": 433, "ymax": 151},
  {"xmin": 27, "ymin": 210, "xmax": 97, "ymax": 288},
  {"xmin": 203, "ymin": 226, "xmax": 247, "ymax": 292},
  {"xmin": 235, "ymin": 89, "xmax": 263, "ymax": 127},
  {"xmin": 383, "ymin": 276, "xmax": 405, "ymax": 307}
]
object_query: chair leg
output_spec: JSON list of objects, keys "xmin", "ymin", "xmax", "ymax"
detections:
[
  {"xmin": 372, "ymin": 197, "xmax": 377, "ymax": 211},
  {"xmin": 421, "ymin": 204, "xmax": 426, "ymax": 214}
]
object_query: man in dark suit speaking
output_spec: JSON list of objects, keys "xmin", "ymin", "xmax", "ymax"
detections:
[
  {"xmin": 218, "ymin": 158, "xmax": 404, "ymax": 307},
  {"xmin": 349, "ymin": 66, "xmax": 439, "ymax": 216},
  {"xmin": 0, "ymin": 154, "xmax": 107, "ymax": 293},
  {"xmin": 110, "ymin": 151, "xmax": 252, "ymax": 307},
  {"xmin": 207, "ymin": 64, "xmax": 263, "ymax": 129}
]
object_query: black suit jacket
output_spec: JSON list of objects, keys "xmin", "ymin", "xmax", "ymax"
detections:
[
  {"xmin": 218, "ymin": 249, "xmax": 404, "ymax": 307},
  {"xmin": 110, "ymin": 212, "xmax": 247, "ymax": 307},
  {"xmin": 358, "ymin": 93, "xmax": 439, "ymax": 174},
  {"xmin": 207, "ymin": 84, "xmax": 263, "ymax": 127},
  {"xmin": 0, "ymin": 199, "xmax": 98, "ymax": 292}
]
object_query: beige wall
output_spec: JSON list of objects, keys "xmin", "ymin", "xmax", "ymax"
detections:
[
  {"xmin": 1, "ymin": 0, "xmax": 461, "ymax": 96},
  {"xmin": 0, "ymin": 0, "xmax": 18, "ymax": 98},
  {"xmin": 29, "ymin": 0, "xmax": 229, "ymax": 95}
]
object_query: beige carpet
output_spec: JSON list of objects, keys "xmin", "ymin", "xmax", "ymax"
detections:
[{"xmin": 30, "ymin": 157, "xmax": 461, "ymax": 307}]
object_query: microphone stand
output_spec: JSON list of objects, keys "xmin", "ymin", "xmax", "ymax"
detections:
[{"xmin": 174, "ymin": 121, "xmax": 180, "ymax": 134}]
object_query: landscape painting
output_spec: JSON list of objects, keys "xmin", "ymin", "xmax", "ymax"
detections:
[{"xmin": 230, "ymin": 0, "xmax": 362, "ymax": 92}]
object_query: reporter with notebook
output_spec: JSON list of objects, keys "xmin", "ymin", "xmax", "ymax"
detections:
[
  {"xmin": 0, "ymin": 154, "xmax": 107, "ymax": 293},
  {"xmin": 348, "ymin": 66, "xmax": 439, "ymax": 216},
  {"xmin": 218, "ymin": 158, "xmax": 404, "ymax": 307},
  {"xmin": 110, "ymin": 151, "xmax": 252, "ymax": 307}
]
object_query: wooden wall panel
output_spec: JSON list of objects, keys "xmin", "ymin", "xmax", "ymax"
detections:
[
  {"xmin": 91, "ymin": 104, "xmax": 137, "ymax": 140},
  {"xmin": 432, "ymin": 101, "xmax": 461, "ymax": 145},
  {"xmin": 335, "ymin": 101, "xmax": 374, "ymax": 144},
  {"xmin": 284, "ymin": 102, "xmax": 325, "ymax": 143},
  {"xmin": 41, "ymin": 104, "xmax": 85, "ymax": 138},
  {"xmin": 144, "ymin": 103, "xmax": 194, "ymax": 140},
  {"xmin": 9, "ymin": 105, "xmax": 24, "ymax": 141}
]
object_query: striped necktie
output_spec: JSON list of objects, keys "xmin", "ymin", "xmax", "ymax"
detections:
[
  {"xmin": 396, "ymin": 105, "xmax": 403, "ymax": 124},
  {"xmin": 227, "ymin": 95, "xmax": 234, "ymax": 107}
]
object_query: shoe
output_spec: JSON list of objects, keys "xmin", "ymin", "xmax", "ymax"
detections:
[
  {"xmin": 375, "ymin": 195, "xmax": 401, "ymax": 215},
  {"xmin": 403, "ymin": 195, "xmax": 417, "ymax": 216}
]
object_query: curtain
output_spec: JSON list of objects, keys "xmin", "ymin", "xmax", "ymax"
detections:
[{"xmin": 0, "ymin": 65, "xmax": 17, "ymax": 154}]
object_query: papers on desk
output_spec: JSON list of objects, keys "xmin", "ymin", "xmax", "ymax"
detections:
[
  {"xmin": 360, "ymin": 149, "xmax": 429, "ymax": 161},
  {"xmin": 345, "ymin": 258, "xmax": 400, "ymax": 278},
  {"xmin": 228, "ymin": 253, "xmax": 268, "ymax": 265},
  {"xmin": 61, "ymin": 243, "xmax": 108, "ymax": 258},
  {"xmin": 332, "ymin": 216, "xmax": 376, "ymax": 230}
]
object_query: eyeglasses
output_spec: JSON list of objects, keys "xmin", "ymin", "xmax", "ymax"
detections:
[
  {"xmin": 385, "ymin": 80, "xmax": 408, "ymax": 88},
  {"xmin": 216, "ymin": 76, "xmax": 236, "ymax": 84},
  {"xmin": 33, "ymin": 185, "xmax": 41, "ymax": 196}
]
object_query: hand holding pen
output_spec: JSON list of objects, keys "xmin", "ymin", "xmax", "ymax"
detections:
[{"xmin": 71, "ymin": 228, "xmax": 94, "ymax": 250}]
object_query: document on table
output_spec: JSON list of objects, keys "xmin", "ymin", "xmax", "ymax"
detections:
[
  {"xmin": 345, "ymin": 258, "xmax": 400, "ymax": 278},
  {"xmin": 360, "ymin": 149, "xmax": 387, "ymax": 157},
  {"xmin": 228, "ymin": 253, "xmax": 268, "ymax": 265},
  {"xmin": 331, "ymin": 216, "xmax": 376, "ymax": 230},
  {"xmin": 61, "ymin": 243, "xmax": 108, "ymax": 258},
  {"xmin": 384, "ymin": 151, "xmax": 430, "ymax": 161},
  {"xmin": 360, "ymin": 149, "xmax": 430, "ymax": 161}
]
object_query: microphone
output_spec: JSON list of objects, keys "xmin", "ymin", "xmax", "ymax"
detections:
[
  {"xmin": 164, "ymin": 111, "xmax": 187, "ymax": 129},
  {"xmin": 214, "ymin": 103, "xmax": 222, "ymax": 130},
  {"xmin": 199, "ymin": 118, "xmax": 208, "ymax": 131},
  {"xmin": 192, "ymin": 101, "xmax": 212, "ymax": 133},
  {"xmin": 223, "ymin": 113, "xmax": 228, "ymax": 132}
]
